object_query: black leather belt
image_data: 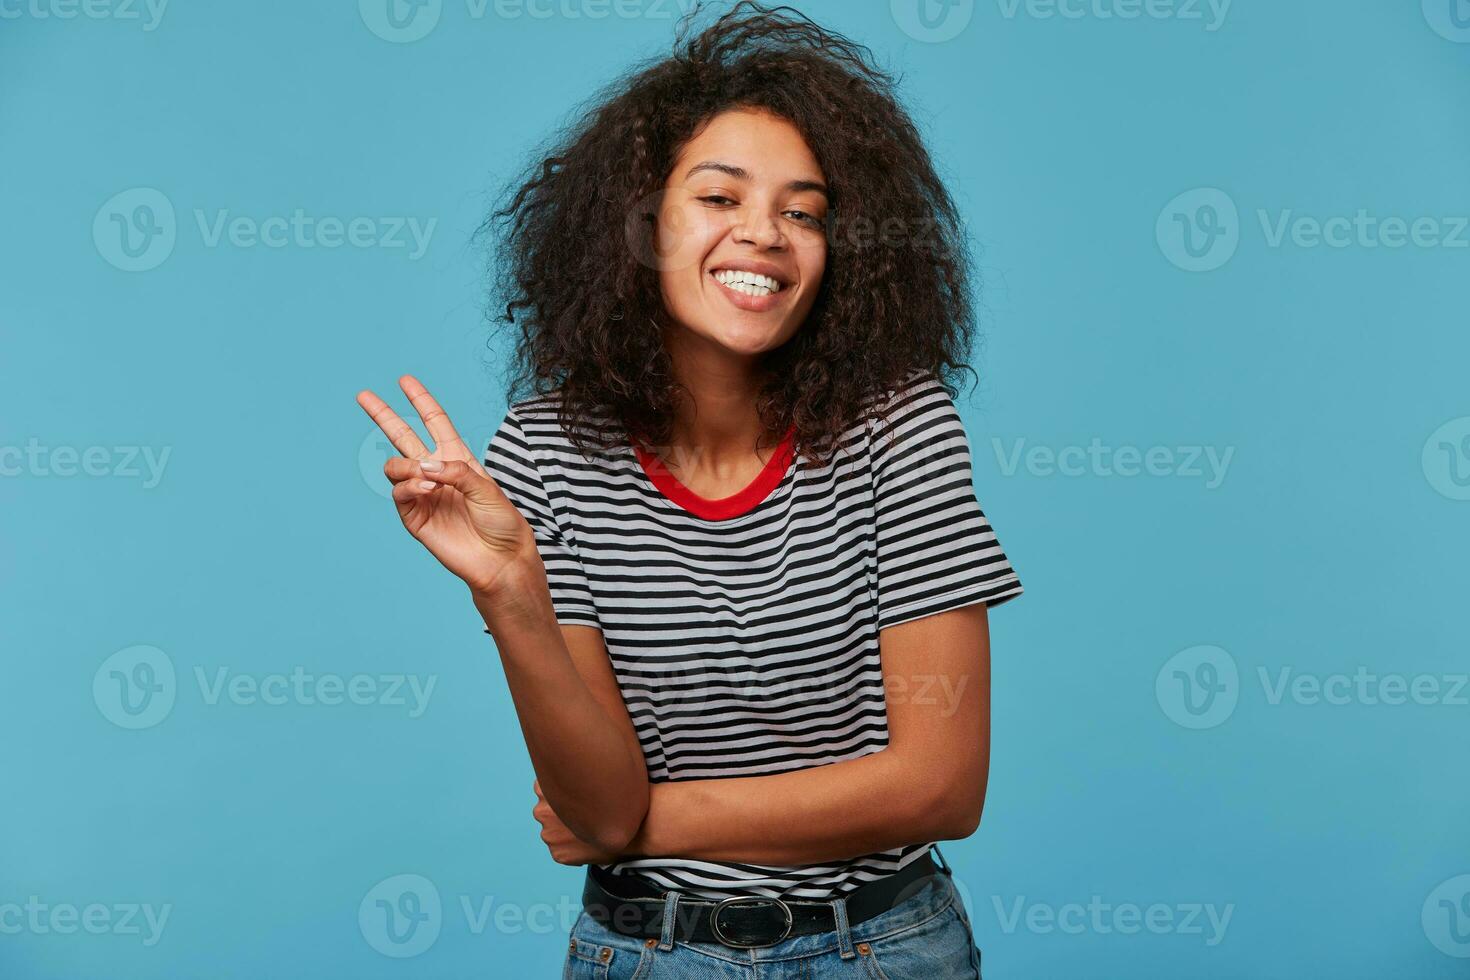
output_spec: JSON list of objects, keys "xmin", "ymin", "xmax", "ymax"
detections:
[{"xmin": 581, "ymin": 851, "xmax": 948, "ymax": 949}]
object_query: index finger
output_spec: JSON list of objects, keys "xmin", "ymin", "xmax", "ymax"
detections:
[
  {"xmin": 399, "ymin": 374, "xmax": 469, "ymax": 457},
  {"xmin": 356, "ymin": 388, "xmax": 430, "ymax": 458}
]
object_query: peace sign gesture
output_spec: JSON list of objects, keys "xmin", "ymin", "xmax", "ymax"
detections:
[{"xmin": 356, "ymin": 375, "xmax": 539, "ymax": 605}]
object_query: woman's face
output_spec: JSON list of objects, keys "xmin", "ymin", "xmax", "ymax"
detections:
[{"xmin": 650, "ymin": 107, "xmax": 829, "ymax": 363}]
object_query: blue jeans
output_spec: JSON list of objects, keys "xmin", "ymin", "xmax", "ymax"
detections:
[{"xmin": 563, "ymin": 856, "xmax": 983, "ymax": 979}]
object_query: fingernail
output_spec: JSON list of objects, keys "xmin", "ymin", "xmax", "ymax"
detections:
[
  {"xmin": 418, "ymin": 480, "xmax": 436, "ymax": 491},
  {"xmin": 420, "ymin": 459, "xmax": 444, "ymax": 472}
]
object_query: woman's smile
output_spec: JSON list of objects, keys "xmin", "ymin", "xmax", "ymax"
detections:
[{"xmin": 707, "ymin": 266, "xmax": 790, "ymax": 312}]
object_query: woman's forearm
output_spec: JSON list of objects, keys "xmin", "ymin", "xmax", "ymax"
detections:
[
  {"xmin": 475, "ymin": 562, "xmax": 648, "ymax": 852},
  {"xmin": 623, "ymin": 747, "xmax": 983, "ymax": 866}
]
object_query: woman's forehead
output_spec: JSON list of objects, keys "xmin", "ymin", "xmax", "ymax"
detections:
[{"xmin": 672, "ymin": 109, "xmax": 824, "ymax": 182}]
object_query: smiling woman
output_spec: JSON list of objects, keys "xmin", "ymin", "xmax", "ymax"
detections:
[{"xmin": 358, "ymin": 1, "xmax": 1018, "ymax": 977}]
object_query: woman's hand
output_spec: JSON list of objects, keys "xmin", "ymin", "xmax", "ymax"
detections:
[
  {"xmin": 532, "ymin": 779, "xmax": 622, "ymax": 866},
  {"xmin": 357, "ymin": 374, "xmax": 539, "ymax": 606}
]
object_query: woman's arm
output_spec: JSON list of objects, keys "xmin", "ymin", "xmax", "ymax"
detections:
[
  {"xmin": 357, "ymin": 377, "xmax": 648, "ymax": 853},
  {"xmin": 478, "ymin": 572, "xmax": 649, "ymax": 854},
  {"xmin": 620, "ymin": 601, "xmax": 993, "ymax": 866}
]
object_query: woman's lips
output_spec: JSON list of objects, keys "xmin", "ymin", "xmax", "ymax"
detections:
[{"xmin": 709, "ymin": 270, "xmax": 786, "ymax": 312}]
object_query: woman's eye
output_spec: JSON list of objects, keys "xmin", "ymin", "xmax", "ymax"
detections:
[{"xmin": 696, "ymin": 196, "xmax": 824, "ymax": 229}]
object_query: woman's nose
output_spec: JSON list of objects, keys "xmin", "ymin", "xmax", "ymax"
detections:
[{"xmin": 732, "ymin": 207, "xmax": 785, "ymax": 249}]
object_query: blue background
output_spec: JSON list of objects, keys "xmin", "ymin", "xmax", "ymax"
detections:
[{"xmin": 3, "ymin": 0, "xmax": 1467, "ymax": 976}]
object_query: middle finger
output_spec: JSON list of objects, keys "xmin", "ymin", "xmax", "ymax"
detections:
[
  {"xmin": 357, "ymin": 389, "xmax": 430, "ymax": 458},
  {"xmin": 399, "ymin": 374, "xmax": 469, "ymax": 457}
]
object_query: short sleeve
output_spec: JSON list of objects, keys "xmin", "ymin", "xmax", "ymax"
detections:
[
  {"xmin": 480, "ymin": 407, "xmax": 600, "ymax": 629},
  {"xmin": 869, "ymin": 374, "xmax": 1023, "ymax": 631}
]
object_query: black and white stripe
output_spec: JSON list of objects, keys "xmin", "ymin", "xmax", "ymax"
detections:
[{"xmin": 483, "ymin": 369, "xmax": 1022, "ymax": 900}]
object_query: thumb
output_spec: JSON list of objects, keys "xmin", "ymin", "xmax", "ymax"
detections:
[{"xmin": 418, "ymin": 459, "xmax": 505, "ymax": 506}]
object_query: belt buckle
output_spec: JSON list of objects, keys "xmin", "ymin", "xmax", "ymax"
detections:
[{"xmin": 709, "ymin": 896, "xmax": 794, "ymax": 949}]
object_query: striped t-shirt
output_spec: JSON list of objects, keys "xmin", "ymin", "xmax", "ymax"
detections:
[{"xmin": 482, "ymin": 369, "xmax": 1023, "ymax": 900}]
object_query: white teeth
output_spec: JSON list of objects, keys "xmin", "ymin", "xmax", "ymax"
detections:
[{"xmin": 713, "ymin": 269, "xmax": 782, "ymax": 295}]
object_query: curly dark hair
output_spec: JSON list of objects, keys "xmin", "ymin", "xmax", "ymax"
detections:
[{"xmin": 480, "ymin": 0, "xmax": 982, "ymax": 468}]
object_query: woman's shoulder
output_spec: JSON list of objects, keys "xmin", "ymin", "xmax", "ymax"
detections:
[
  {"xmin": 504, "ymin": 388, "xmax": 567, "ymax": 423},
  {"xmin": 860, "ymin": 367, "xmax": 960, "ymax": 436},
  {"xmin": 501, "ymin": 388, "xmax": 625, "ymax": 465}
]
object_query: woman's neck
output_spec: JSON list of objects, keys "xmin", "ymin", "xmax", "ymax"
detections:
[{"xmin": 660, "ymin": 350, "xmax": 780, "ymax": 483}]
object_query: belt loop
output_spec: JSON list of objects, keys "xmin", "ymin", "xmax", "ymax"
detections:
[
  {"xmin": 930, "ymin": 843, "xmax": 955, "ymax": 878},
  {"xmin": 657, "ymin": 889, "xmax": 681, "ymax": 951},
  {"xmin": 830, "ymin": 893, "xmax": 856, "ymax": 960}
]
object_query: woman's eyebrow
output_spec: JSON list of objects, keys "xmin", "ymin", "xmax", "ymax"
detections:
[{"xmin": 684, "ymin": 160, "xmax": 829, "ymax": 198}]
